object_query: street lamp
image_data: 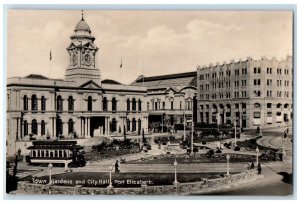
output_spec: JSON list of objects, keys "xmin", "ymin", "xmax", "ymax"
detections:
[
  {"xmin": 234, "ymin": 121, "xmax": 237, "ymax": 147},
  {"xmin": 108, "ymin": 165, "xmax": 113, "ymax": 188},
  {"xmin": 226, "ymin": 154, "xmax": 230, "ymax": 176},
  {"xmin": 173, "ymin": 159, "xmax": 179, "ymax": 185},
  {"xmin": 48, "ymin": 163, "xmax": 53, "ymax": 185},
  {"xmin": 282, "ymin": 137, "xmax": 286, "ymax": 156},
  {"xmin": 255, "ymin": 147, "xmax": 259, "ymax": 166}
]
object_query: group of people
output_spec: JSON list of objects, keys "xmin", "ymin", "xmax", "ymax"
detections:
[{"xmin": 247, "ymin": 161, "xmax": 262, "ymax": 174}]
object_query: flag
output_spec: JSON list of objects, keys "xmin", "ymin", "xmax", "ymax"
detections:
[
  {"xmin": 120, "ymin": 59, "xmax": 122, "ymax": 68},
  {"xmin": 50, "ymin": 50, "xmax": 52, "ymax": 61}
]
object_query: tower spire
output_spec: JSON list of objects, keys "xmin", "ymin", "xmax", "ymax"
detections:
[{"xmin": 81, "ymin": 10, "xmax": 84, "ymax": 21}]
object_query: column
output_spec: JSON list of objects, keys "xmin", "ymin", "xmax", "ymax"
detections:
[
  {"xmin": 87, "ymin": 117, "xmax": 90, "ymax": 137},
  {"xmin": 104, "ymin": 117, "xmax": 108, "ymax": 135},
  {"xmin": 107, "ymin": 117, "xmax": 110, "ymax": 136},
  {"xmin": 53, "ymin": 118, "xmax": 56, "ymax": 138},
  {"xmin": 85, "ymin": 118, "xmax": 88, "ymax": 137}
]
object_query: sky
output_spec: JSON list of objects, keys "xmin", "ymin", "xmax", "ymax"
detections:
[{"xmin": 7, "ymin": 10, "xmax": 293, "ymax": 84}]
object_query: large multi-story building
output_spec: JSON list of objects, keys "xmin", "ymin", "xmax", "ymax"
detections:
[
  {"xmin": 197, "ymin": 56, "xmax": 293, "ymax": 129},
  {"xmin": 6, "ymin": 14, "xmax": 149, "ymax": 155},
  {"xmin": 131, "ymin": 72, "xmax": 197, "ymax": 132}
]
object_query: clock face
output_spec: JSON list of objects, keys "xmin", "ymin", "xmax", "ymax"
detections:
[{"xmin": 84, "ymin": 53, "xmax": 92, "ymax": 66}]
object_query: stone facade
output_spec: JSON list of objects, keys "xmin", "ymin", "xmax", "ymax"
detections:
[
  {"xmin": 6, "ymin": 15, "xmax": 149, "ymax": 156},
  {"xmin": 197, "ymin": 56, "xmax": 293, "ymax": 129},
  {"xmin": 132, "ymin": 72, "xmax": 197, "ymax": 132}
]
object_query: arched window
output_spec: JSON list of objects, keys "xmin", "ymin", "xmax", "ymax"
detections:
[
  {"xmin": 276, "ymin": 103, "xmax": 282, "ymax": 108},
  {"xmin": 103, "ymin": 97, "xmax": 107, "ymax": 111},
  {"xmin": 24, "ymin": 120, "xmax": 28, "ymax": 136},
  {"xmin": 127, "ymin": 99, "xmax": 130, "ymax": 112},
  {"xmin": 171, "ymin": 101, "xmax": 174, "ymax": 110},
  {"xmin": 57, "ymin": 95, "xmax": 63, "ymax": 112},
  {"xmin": 41, "ymin": 96, "xmax": 46, "ymax": 112},
  {"xmin": 284, "ymin": 103, "xmax": 289, "ymax": 108},
  {"xmin": 112, "ymin": 97, "xmax": 117, "ymax": 112},
  {"xmin": 88, "ymin": 96, "xmax": 93, "ymax": 111},
  {"xmin": 180, "ymin": 101, "xmax": 182, "ymax": 110},
  {"xmin": 23, "ymin": 95, "xmax": 28, "ymax": 111},
  {"xmin": 111, "ymin": 118, "xmax": 117, "ymax": 132},
  {"xmin": 31, "ymin": 119, "xmax": 37, "ymax": 135},
  {"xmin": 68, "ymin": 96, "xmax": 74, "ymax": 112},
  {"xmin": 68, "ymin": 119, "xmax": 74, "ymax": 134},
  {"xmin": 31, "ymin": 94, "xmax": 37, "ymax": 111},
  {"xmin": 126, "ymin": 119, "xmax": 130, "ymax": 131},
  {"xmin": 132, "ymin": 118, "xmax": 136, "ymax": 132},
  {"xmin": 56, "ymin": 117, "xmax": 63, "ymax": 136},
  {"xmin": 138, "ymin": 99, "xmax": 142, "ymax": 111},
  {"xmin": 254, "ymin": 103, "xmax": 261, "ymax": 109},
  {"xmin": 41, "ymin": 120, "xmax": 45, "ymax": 135},
  {"xmin": 132, "ymin": 98, "xmax": 136, "ymax": 112}
]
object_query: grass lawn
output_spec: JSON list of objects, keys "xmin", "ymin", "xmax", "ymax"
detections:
[
  {"xmin": 26, "ymin": 172, "xmax": 225, "ymax": 187},
  {"xmin": 237, "ymin": 138, "xmax": 277, "ymax": 151},
  {"xmin": 128, "ymin": 153, "xmax": 258, "ymax": 164},
  {"xmin": 84, "ymin": 149, "xmax": 139, "ymax": 161}
]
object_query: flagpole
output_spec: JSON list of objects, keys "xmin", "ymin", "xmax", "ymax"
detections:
[{"xmin": 49, "ymin": 49, "xmax": 52, "ymax": 78}]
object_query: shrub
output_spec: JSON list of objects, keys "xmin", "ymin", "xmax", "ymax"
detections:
[{"xmin": 234, "ymin": 146, "xmax": 241, "ymax": 151}]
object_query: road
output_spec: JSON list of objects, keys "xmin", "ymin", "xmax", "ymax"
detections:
[{"xmin": 190, "ymin": 162, "xmax": 293, "ymax": 196}]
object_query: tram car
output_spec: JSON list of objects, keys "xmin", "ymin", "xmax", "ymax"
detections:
[{"xmin": 26, "ymin": 140, "xmax": 86, "ymax": 167}]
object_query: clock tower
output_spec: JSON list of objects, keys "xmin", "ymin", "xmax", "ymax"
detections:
[{"xmin": 65, "ymin": 12, "xmax": 101, "ymax": 85}]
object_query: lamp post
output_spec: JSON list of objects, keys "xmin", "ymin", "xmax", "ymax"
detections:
[
  {"xmin": 108, "ymin": 165, "xmax": 113, "ymax": 188},
  {"xmin": 234, "ymin": 121, "xmax": 237, "ymax": 147},
  {"xmin": 282, "ymin": 137, "xmax": 286, "ymax": 156},
  {"xmin": 173, "ymin": 159, "xmax": 179, "ymax": 185},
  {"xmin": 48, "ymin": 163, "xmax": 53, "ymax": 185},
  {"xmin": 256, "ymin": 147, "xmax": 259, "ymax": 166},
  {"xmin": 226, "ymin": 154, "xmax": 230, "ymax": 176}
]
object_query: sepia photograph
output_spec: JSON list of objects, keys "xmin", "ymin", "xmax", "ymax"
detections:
[{"xmin": 5, "ymin": 7, "xmax": 293, "ymax": 196}]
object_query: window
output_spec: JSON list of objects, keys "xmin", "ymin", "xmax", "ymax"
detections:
[
  {"xmin": 41, "ymin": 96, "xmax": 46, "ymax": 112},
  {"xmin": 254, "ymin": 67, "xmax": 257, "ymax": 74},
  {"xmin": 132, "ymin": 98, "xmax": 136, "ymax": 112},
  {"xmin": 41, "ymin": 120, "xmax": 45, "ymax": 135},
  {"xmin": 88, "ymin": 96, "xmax": 92, "ymax": 111},
  {"xmin": 24, "ymin": 120, "xmax": 28, "ymax": 136},
  {"xmin": 112, "ymin": 97, "xmax": 117, "ymax": 112},
  {"xmin": 180, "ymin": 101, "xmax": 182, "ymax": 110},
  {"xmin": 162, "ymin": 102, "xmax": 165, "ymax": 110},
  {"xmin": 68, "ymin": 96, "xmax": 74, "ymax": 112},
  {"xmin": 138, "ymin": 99, "xmax": 142, "ymax": 111},
  {"xmin": 23, "ymin": 95, "xmax": 28, "ymax": 111},
  {"xmin": 31, "ymin": 119, "xmax": 37, "ymax": 135},
  {"xmin": 111, "ymin": 118, "xmax": 117, "ymax": 132},
  {"xmin": 267, "ymin": 112, "xmax": 272, "ymax": 117},
  {"xmin": 254, "ymin": 103, "xmax": 261, "ymax": 109},
  {"xmin": 253, "ymin": 112, "xmax": 261, "ymax": 118},
  {"xmin": 132, "ymin": 118, "xmax": 136, "ymax": 132},
  {"xmin": 147, "ymin": 102, "xmax": 149, "ymax": 110},
  {"xmin": 258, "ymin": 67, "xmax": 261, "ymax": 73},
  {"xmin": 31, "ymin": 94, "xmax": 37, "ymax": 111},
  {"xmin": 127, "ymin": 99, "xmax": 130, "ymax": 111},
  {"xmin": 235, "ymin": 103, "xmax": 239, "ymax": 109},
  {"xmin": 57, "ymin": 95, "xmax": 63, "ymax": 112},
  {"xmin": 126, "ymin": 119, "xmax": 130, "ymax": 131},
  {"xmin": 171, "ymin": 101, "xmax": 174, "ymax": 110},
  {"xmin": 103, "ymin": 97, "xmax": 108, "ymax": 111},
  {"xmin": 138, "ymin": 119, "xmax": 141, "ymax": 133},
  {"xmin": 68, "ymin": 119, "xmax": 74, "ymax": 134}
]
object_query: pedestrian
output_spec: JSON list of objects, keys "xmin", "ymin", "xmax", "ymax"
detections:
[
  {"xmin": 257, "ymin": 163, "xmax": 262, "ymax": 174},
  {"xmin": 115, "ymin": 160, "xmax": 120, "ymax": 173},
  {"xmin": 286, "ymin": 128, "xmax": 289, "ymax": 133},
  {"xmin": 250, "ymin": 161, "xmax": 255, "ymax": 169}
]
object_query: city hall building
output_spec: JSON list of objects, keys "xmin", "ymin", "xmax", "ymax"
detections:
[
  {"xmin": 197, "ymin": 56, "xmax": 293, "ymax": 129},
  {"xmin": 6, "ymin": 15, "xmax": 149, "ymax": 155}
]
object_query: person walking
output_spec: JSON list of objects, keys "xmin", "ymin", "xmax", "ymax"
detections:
[
  {"xmin": 257, "ymin": 163, "xmax": 262, "ymax": 174},
  {"xmin": 250, "ymin": 161, "xmax": 255, "ymax": 169},
  {"xmin": 115, "ymin": 160, "xmax": 120, "ymax": 173}
]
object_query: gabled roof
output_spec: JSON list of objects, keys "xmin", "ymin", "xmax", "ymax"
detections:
[
  {"xmin": 134, "ymin": 71, "xmax": 197, "ymax": 83},
  {"xmin": 79, "ymin": 80, "xmax": 102, "ymax": 89}
]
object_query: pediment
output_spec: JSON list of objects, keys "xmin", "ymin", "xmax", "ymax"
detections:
[{"xmin": 80, "ymin": 80, "xmax": 102, "ymax": 89}]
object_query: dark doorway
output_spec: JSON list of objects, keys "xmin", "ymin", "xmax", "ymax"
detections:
[{"xmin": 90, "ymin": 117, "xmax": 105, "ymax": 137}]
